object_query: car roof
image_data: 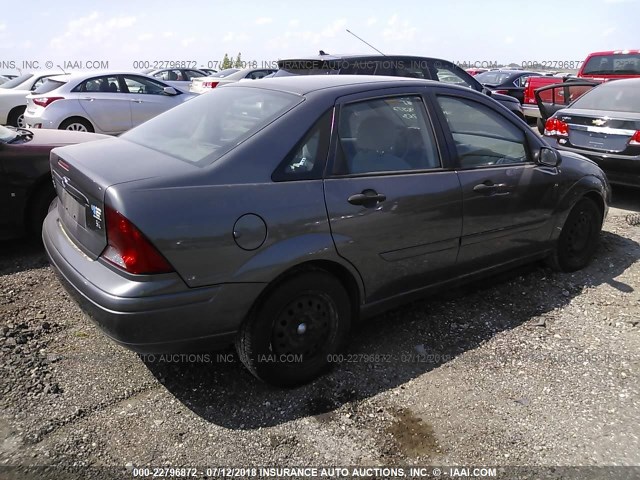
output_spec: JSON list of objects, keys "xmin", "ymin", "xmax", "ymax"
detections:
[
  {"xmin": 586, "ymin": 50, "xmax": 640, "ymax": 56},
  {"xmin": 224, "ymin": 74, "xmax": 442, "ymax": 96},
  {"xmin": 278, "ymin": 54, "xmax": 455, "ymax": 64},
  {"xmin": 48, "ymin": 71, "xmax": 161, "ymax": 82},
  {"xmin": 596, "ymin": 77, "xmax": 640, "ymax": 87}
]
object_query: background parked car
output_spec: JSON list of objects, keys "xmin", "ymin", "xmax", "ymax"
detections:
[
  {"xmin": 275, "ymin": 54, "xmax": 525, "ymax": 119},
  {"xmin": 0, "ymin": 71, "xmax": 69, "ymax": 128},
  {"xmin": 0, "ymin": 76, "xmax": 10, "ymax": 86},
  {"xmin": 465, "ymin": 68, "xmax": 488, "ymax": 76},
  {"xmin": 190, "ymin": 67, "xmax": 277, "ymax": 93},
  {"xmin": 24, "ymin": 71, "xmax": 195, "ymax": 134},
  {"xmin": 147, "ymin": 68, "xmax": 208, "ymax": 89},
  {"xmin": 522, "ymin": 50, "xmax": 640, "ymax": 125},
  {"xmin": 474, "ymin": 70, "xmax": 542, "ymax": 103},
  {"xmin": 43, "ymin": 75, "xmax": 608, "ymax": 387},
  {"xmin": 200, "ymin": 68, "xmax": 218, "ymax": 75},
  {"xmin": 542, "ymin": 78, "xmax": 640, "ymax": 187},
  {"xmin": 0, "ymin": 124, "xmax": 108, "ymax": 240}
]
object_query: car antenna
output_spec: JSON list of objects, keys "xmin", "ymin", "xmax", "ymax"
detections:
[
  {"xmin": 57, "ymin": 65, "xmax": 67, "ymax": 74},
  {"xmin": 345, "ymin": 29, "xmax": 386, "ymax": 56}
]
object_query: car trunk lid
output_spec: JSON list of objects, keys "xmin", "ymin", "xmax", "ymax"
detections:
[
  {"xmin": 50, "ymin": 137, "xmax": 195, "ymax": 259},
  {"xmin": 560, "ymin": 109, "xmax": 640, "ymax": 153}
]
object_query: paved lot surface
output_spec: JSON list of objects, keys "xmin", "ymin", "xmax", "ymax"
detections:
[{"xmin": 1, "ymin": 187, "xmax": 639, "ymax": 476}]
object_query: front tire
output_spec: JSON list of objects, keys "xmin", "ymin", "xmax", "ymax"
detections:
[
  {"xmin": 59, "ymin": 117, "xmax": 94, "ymax": 133},
  {"xmin": 236, "ymin": 271, "xmax": 351, "ymax": 387},
  {"xmin": 547, "ymin": 197, "xmax": 602, "ymax": 272}
]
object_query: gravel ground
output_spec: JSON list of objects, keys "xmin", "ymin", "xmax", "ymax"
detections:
[{"xmin": 1, "ymin": 187, "xmax": 639, "ymax": 478}]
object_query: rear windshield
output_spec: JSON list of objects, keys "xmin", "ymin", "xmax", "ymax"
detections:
[
  {"xmin": 582, "ymin": 54, "xmax": 640, "ymax": 75},
  {"xmin": 0, "ymin": 73, "xmax": 32, "ymax": 89},
  {"xmin": 209, "ymin": 68, "xmax": 240, "ymax": 78},
  {"xmin": 570, "ymin": 81, "xmax": 640, "ymax": 112},
  {"xmin": 33, "ymin": 79, "xmax": 66, "ymax": 94},
  {"xmin": 121, "ymin": 86, "xmax": 301, "ymax": 166},
  {"xmin": 474, "ymin": 71, "xmax": 512, "ymax": 85}
]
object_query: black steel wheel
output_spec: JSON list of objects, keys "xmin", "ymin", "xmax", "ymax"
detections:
[
  {"xmin": 548, "ymin": 197, "xmax": 601, "ymax": 272},
  {"xmin": 236, "ymin": 271, "xmax": 351, "ymax": 387}
]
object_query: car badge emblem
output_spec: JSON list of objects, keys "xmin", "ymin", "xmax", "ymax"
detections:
[{"xmin": 592, "ymin": 119, "xmax": 606, "ymax": 126}]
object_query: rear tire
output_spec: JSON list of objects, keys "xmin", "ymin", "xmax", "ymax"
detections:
[
  {"xmin": 7, "ymin": 106, "xmax": 26, "ymax": 128},
  {"xmin": 547, "ymin": 197, "xmax": 601, "ymax": 272},
  {"xmin": 59, "ymin": 117, "xmax": 94, "ymax": 133},
  {"xmin": 236, "ymin": 271, "xmax": 351, "ymax": 387}
]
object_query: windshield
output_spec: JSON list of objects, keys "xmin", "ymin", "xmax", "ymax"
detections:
[
  {"xmin": 582, "ymin": 54, "xmax": 640, "ymax": 75},
  {"xmin": 475, "ymin": 71, "xmax": 512, "ymax": 85},
  {"xmin": 0, "ymin": 73, "xmax": 33, "ymax": 89},
  {"xmin": 121, "ymin": 86, "xmax": 301, "ymax": 165},
  {"xmin": 570, "ymin": 81, "xmax": 640, "ymax": 112},
  {"xmin": 0, "ymin": 125, "xmax": 18, "ymax": 142}
]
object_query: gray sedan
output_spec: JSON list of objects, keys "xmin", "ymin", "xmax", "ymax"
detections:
[{"xmin": 43, "ymin": 76, "xmax": 610, "ymax": 386}]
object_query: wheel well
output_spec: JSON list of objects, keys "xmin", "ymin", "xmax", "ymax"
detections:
[
  {"xmin": 60, "ymin": 116, "xmax": 93, "ymax": 130},
  {"xmin": 583, "ymin": 191, "xmax": 605, "ymax": 224},
  {"xmin": 7, "ymin": 105, "xmax": 26, "ymax": 122},
  {"xmin": 250, "ymin": 260, "xmax": 362, "ymax": 323}
]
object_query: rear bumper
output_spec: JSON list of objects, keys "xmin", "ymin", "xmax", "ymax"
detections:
[
  {"xmin": 522, "ymin": 104, "xmax": 541, "ymax": 119},
  {"xmin": 551, "ymin": 141, "xmax": 640, "ymax": 187},
  {"xmin": 43, "ymin": 209, "xmax": 266, "ymax": 353}
]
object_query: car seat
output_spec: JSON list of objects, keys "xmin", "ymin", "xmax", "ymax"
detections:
[{"xmin": 349, "ymin": 116, "xmax": 411, "ymax": 174}]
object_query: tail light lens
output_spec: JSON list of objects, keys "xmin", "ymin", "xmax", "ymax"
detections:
[
  {"xmin": 544, "ymin": 118, "xmax": 569, "ymax": 137},
  {"xmin": 629, "ymin": 131, "xmax": 640, "ymax": 146},
  {"xmin": 493, "ymin": 89, "xmax": 509, "ymax": 95},
  {"xmin": 33, "ymin": 97, "xmax": 64, "ymax": 108},
  {"xmin": 101, "ymin": 206, "xmax": 174, "ymax": 275},
  {"xmin": 201, "ymin": 81, "xmax": 219, "ymax": 89}
]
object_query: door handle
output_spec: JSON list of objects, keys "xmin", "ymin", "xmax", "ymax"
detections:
[
  {"xmin": 348, "ymin": 189, "xmax": 387, "ymax": 206},
  {"xmin": 130, "ymin": 99, "xmax": 143, "ymax": 103},
  {"xmin": 473, "ymin": 182, "xmax": 508, "ymax": 194},
  {"xmin": 81, "ymin": 97, "xmax": 94, "ymax": 101}
]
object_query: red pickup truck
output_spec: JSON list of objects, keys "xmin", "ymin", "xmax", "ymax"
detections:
[{"xmin": 523, "ymin": 50, "xmax": 640, "ymax": 130}]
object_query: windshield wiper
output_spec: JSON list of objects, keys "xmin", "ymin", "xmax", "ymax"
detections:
[{"xmin": 7, "ymin": 128, "xmax": 34, "ymax": 143}]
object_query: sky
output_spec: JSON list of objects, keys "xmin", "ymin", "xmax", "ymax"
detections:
[{"xmin": 0, "ymin": 0, "xmax": 638, "ymax": 74}]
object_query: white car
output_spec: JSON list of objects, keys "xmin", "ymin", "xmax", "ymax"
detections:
[
  {"xmin": 24, "ymin": 71, "xmax": 196, "ymax": 134},
  {"xmin": 190, "ymin": 67, "xmax": 277, "ymax": 94},
  {"xmin": 0, "ymin": 71, "xmax": 68, "ymax": 128},
  {"xmin": 147, "ymin": 68, "xmax": 208, "ymax": 89}
]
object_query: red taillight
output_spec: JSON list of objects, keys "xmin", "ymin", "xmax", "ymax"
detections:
[
  {"xmin": 493, "ymin": 89, "xmax": 509, "ymax": 95},
  {"xmin": 101, "ymin": 206, "xmax": 173, "ymax": 275},
  {"xmin": 201, "ymin": 81, "xmax": 219, "ymax": 89},
  {"xmin": 33, "ymin": 97, "xmax": 64, "ymax": 108},
  {"xmin": 629, "ymin": 130, "xmax": 640, "ymax": 146},
  {"xmin": 544, "ymin": 118, "xmax": 569, "ymax": 137}
]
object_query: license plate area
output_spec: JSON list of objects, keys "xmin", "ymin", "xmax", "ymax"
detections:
[{"xmin": 60, "ymin": 188, "xmax": 87, "ymax": 228}]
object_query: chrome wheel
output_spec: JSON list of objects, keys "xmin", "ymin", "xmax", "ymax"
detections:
[{"xmin": 65, "ymin": 122, "xmax": 88, "ymax": 132}]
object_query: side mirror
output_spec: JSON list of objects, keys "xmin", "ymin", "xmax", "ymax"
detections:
[
  {"xmin": 483, "ymin": 87, "xmax": 492, "ymax": 96},
  {"xmin": 163, "ymin": 86, "xmax": 178, "ymax": 95},
  {"xmin": 538, "ymin": 147, "xmax": 561, "ymax": 167}
]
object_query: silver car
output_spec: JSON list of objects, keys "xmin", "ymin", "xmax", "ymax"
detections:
[
  {"xmin": 147, "ymin": 68, "xmax": 208, "ymax": 89},
  {"xmin": 24, "ymin": 71, "xmax": 195, "ymax": 134},
  {"xmin": 190, "ymin": 67, "xmax": 277, "ymax": 94}
]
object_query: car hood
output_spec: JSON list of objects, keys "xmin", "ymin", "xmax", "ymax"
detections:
[{"xmin": 26, "ymin": 129, "xmax": 110, "ymax": 146}]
